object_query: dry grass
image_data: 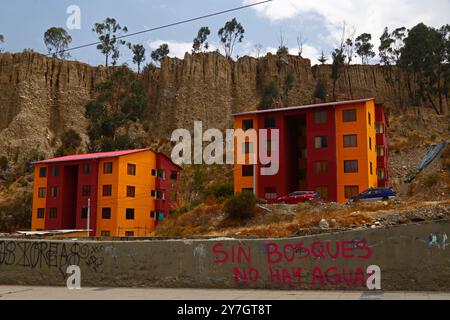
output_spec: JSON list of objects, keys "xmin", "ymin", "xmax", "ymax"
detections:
[{"xmin": 154, "ymin": 196, "xmax": 449, "ymax": 239}]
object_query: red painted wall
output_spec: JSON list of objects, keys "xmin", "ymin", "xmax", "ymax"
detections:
[
  {"xmin": 256, "ymin": 113, "xmax": 289, "ymax": 199},
  {"xmin": 45, "ymin": 164, "xmax": 77, "ymax": 230},
  {"xmin": 375, "ymin": 104, "xmax": 389, "ymax": 187},
  {"xmin": 155, "ymin": 154, "xmax": 181, "ymax": 219},
  {"xmin": 75, "ymin": 160, "xmax": 98, "ymax": 236},
  {"xmin": 306, "ymin": 107, "xmax": 338, "ymax": 202}
]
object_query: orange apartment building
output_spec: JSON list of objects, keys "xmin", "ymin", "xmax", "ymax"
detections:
[
  {"xmin": 31, "ymin": 148, "xmax": 181, "ymax": 237},
  {"xmin": 233, "ymin": 98, "xmax": 389, "ymax": 203}
]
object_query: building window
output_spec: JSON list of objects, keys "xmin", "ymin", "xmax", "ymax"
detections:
[
  {"xmin": 264, "ymin": 187, "xmax": 277, "ymax": 200},
  {"xmin": 150, "ymin": 211, "xmax": 156, "ymax": 219},
  {"xmin": 315, "ymin": 186, "xmax": 329, "ymax": 200},
  {"xmin": 314, "ymin": 161, "xmax": 329, "ymax": 174},
  {"xmin": 369, "ymin": 137, "xmax": 372, "ymax": 150},
  {"xmin": 82, "ymin": 185, "xmax": 91, "ymax": 197},
  {"xmin": 242, "ymin": 165, "xmax": 254, "ymax": 177},
  {"xmin": 343, "ymin": 109, "xmax": 357, "ymax": 122},
  {"xmin": 51, "ymin": 166, "xmax": 60, "ymax": 177},
  {"xmin": 377, "ymin": 146, "xmax": 385, "ymax": 157},
  {"xmin": 151, "ymin": 190, "xmax": 165, "ymax": 200},
  {"xmin": 243, "ymin": 142, "xmax": 253, "ymax": 153},
  {"xmin": 343, "ymin": 134, "xmax": 357, "ymax": 148},
  {"xmin": 126, "ymin": 186, "xmax": 136, "ymax": 198},
  {"xmin": 125, "ymin": 231, "xmax": 134, "ymax": 237},
  {"xmin": 50, "ymin": 186, "xmax": 58, "ymax": 197},
  {"xmin": 151, "ymin": 169, "xmax": 157, "ymax": 177},
  {"xmin": 81, "ymin": 207, "xmax": 88, "ymax": 219},
  {"xmin": 103, "ymin": 162, "xmax": 113, "ymax": 174},
  {"xmin": 101, "ymin": 231, "xmax": 110, "ymax": 237},
  {"xmin": 126, "ymin": 208, "xmax": 135, "ymax": 220},
  {"xmin": 127, "ymin": 163, "xmax": 136, "ymax": 176},
  {"xmin": 37, "ymin": 208, "xmax": 45, "ymax": 219},
  {"xmin": 314, "ymin": 136, "xmax": 328, "ymax": 149},
  {"xmin": 242, "ymin": 119, "xmax": 254, "ymax": 131},
  {"xmin": 264, "ymin": 117, "xmax": 276, "ymax": 128},
  {"xmin": 83, "ymin": 163, "xmax": 92, "ymax": 174},
  {"xmin": 170, "ymin": 171, "xmax": 178, "ymax": 180},
  {"xmin": 370, "ymin": 162, "xmax": 373, "ymax": 175},
  {"xmin": 49, "ymin": 208, "xmax": 57, "ymax": 219},
  {"xmin": 38, "ymin": 187, "xmax": 46, "ymax": 198},
  {"xmin": 102, "ymin": 208, "xmax": 111, "ymax": 219},
  {"xmin": 103, "ymin": 185, "xmax": 112, "ymax": 197},
  {"xmin": 39, "ymin": 167, "xmax": 47, "ymax": 178},
  {"xmin": 375, "ymin": 122, "xmax": 384, "ymax": 134},
  {"xmin": 377, "ymin": 168, "xmax": 385, "ymax": 179},
  {"xmin": 314, "ymin": 111, "xmax": 327, "ymax": 124},
  {"xmin": 368, "ymin": 112, "xmax": 372, "ymax": 125},
  {"xmin": 344, "ymin": 160, "xmax": 358, "ymax": 173},
  {"xmin": 344, "ymin": 186, "xmax": 359, "ymax": 199},
  {"xmin": 157, "ymin": 169, "xmax": 165, "ymax": 179}
]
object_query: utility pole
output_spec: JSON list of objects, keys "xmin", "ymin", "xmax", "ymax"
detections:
[{"xmin": 87, "ymin": 198, "xmax": 91, "ymax": 238}]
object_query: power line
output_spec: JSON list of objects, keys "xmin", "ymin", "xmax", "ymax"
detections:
[{"xmin": 51, "ymin": 0, "xmax": 273, "ymax": 56}]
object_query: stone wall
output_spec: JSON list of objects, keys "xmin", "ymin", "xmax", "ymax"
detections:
[{"xmin": 0, "ymin": 220, "xmax": 449, "ymax": 291}]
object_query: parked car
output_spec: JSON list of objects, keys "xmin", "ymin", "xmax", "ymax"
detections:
[
  {"xmin": 349, "ymin": 187, "xmax": 397, "ymax": 203},
  {"xmin": 274, "ymin": 191, "xmax": 323, "ymax": 204}
]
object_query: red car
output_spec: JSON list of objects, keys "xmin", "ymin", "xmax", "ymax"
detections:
[{"xmin": 273, "ymin": 191, "xmax": 323, "ymax": 204}]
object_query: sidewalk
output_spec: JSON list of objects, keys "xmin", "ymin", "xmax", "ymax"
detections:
[{"xmin": 1, "ymin": 285, "xmax": 450, "ymax": 300}]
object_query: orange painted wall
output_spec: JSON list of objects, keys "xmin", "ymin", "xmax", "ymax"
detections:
[
  {"xmin": 96, "ymin": 157, "xmax": 120, "ymax": 236},
  {"xmin": 31, "ymin": 164, "xmax": 47, "ymax": 231},
  {"xmin": 233, "ymin": 114, "xmax": 259, "ymax": 196},
  {"xmin": 116, "ymin": 150, "xmax": 156, "ymax": 237},
  {"xmin": 96, "ymin": 151, "xmax": 157, "ymax": 237},
  {"xmin": 335, "ymin": 100, "xmax": 377, "ymax": 202}
]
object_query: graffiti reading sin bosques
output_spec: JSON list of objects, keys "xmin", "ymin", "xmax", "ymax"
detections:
[
  {"xmin": 212, "ymin": 240, "xmax": 381, "ymax": 290},
  {"xmin": 0, "ymin": 241, "xmax": 104, "ymax": 277}
]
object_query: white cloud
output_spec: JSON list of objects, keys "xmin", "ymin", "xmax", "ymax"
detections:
[
  {"xmin": 244, "ymin": 0, "xmax": 450, "ymax": 49},
  {"xmin": 147, "ymin": 40, "xmax": 217, "ymax": 59}
]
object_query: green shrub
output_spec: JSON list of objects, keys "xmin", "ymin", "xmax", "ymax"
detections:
[
  {"xmin": 203, "ymin": 182, "xmax": 234, "ymax": 201},
  {"xmin": 260, "ymin": 81, "xmax": 279, "ymax": 109},
  {"xmin": 224, "ymin": 191, "xmax": 256, "ymax": 220},
  {"xmin": 314, "ymin": 78, "xmax": 327, "ymax": 101}
]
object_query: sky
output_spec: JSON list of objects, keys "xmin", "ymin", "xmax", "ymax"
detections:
[{"xmin": 0, "ymin": 0, "xmax": 449, "ymax": 68}]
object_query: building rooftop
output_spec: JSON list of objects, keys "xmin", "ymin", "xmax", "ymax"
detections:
[
  {"xmin": 34, "ymin": 148, "xmax": 151, "ymax": 164},
  {"xmin": 232, "ymin": 98, "xmax": 375, "ymax": 117}
]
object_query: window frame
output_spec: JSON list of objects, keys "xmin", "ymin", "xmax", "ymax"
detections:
[
  {"xmin": 81, "ymin": 185, "xmax": 91, "ymax": 197},
  {"xmin": 343, "ymin": 134, "xmax": 357, "ymax": 148},
  {"xmin": 126, "ymin": 208, "xmax": 135, "ymax": 220},
  {"xmin": 314, "ymin": 111, "xmax": 327, "ymax": 124},
  {"xmin": 342, "ymin": 109, "xmax": 357, "ymax": 122},
  {"xmin": 102, "ymin": 207, "xmax": 111, "ymax": 220},
  {"xmin": 242, "ymin": 119, "xmax": 254, "ymax": 131},
  {"xmin": 127, "ymin": 163, "xmax": 136, "ymax": 176},
  {"xmin": 242, "ymin": 165, "xmax": 254, "ymax": 177},
  {"xmin": 103, "ymin": 162, "xmax": 113, "ymax": 174},
  {"xmin": 126, "ymin": 185, "xmax": 136, "ymax": 198},
  {"xmin": 37, "ymin": 208, "xmax": 45, "ymax": 219},
  {"xmin": 344, "ymin": 160, "xmax": 359, "ymax": 173},
  {"xmin": 344, "ymin": 186, "xmax": 360, "ymax": 199},
  {"xmin": 314, "ymin": 136, "xmax": 328, "ymax": 149},
  {"xmin": 102, "ymin": 184, "xmax": 112, "ymax": 197},
  {"xmin": 39, "ymin": 167, "xmax": 47, "ymax": 178}
]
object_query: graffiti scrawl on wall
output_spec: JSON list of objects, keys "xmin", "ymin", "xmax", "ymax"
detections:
[
  {"xmin": 0, "ymin": 241, "xmax": 104, "ymax": 278},
  {"xmin": 212, "ymin": 240, "xmax": 381, "ymax": 290},
  {"xmin": 428, "ymin": 233, "xmax": 448, "ymax": 250}
]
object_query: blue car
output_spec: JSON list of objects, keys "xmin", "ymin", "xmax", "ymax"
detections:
[{"xmin": 349, "ymin": 188, "xmax": 397, "ymax": 203}]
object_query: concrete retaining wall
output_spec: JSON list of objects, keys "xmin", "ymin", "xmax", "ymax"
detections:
[{"xmin": 1, "ymin": 220, "xmax": 449, "ymax": 291}]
